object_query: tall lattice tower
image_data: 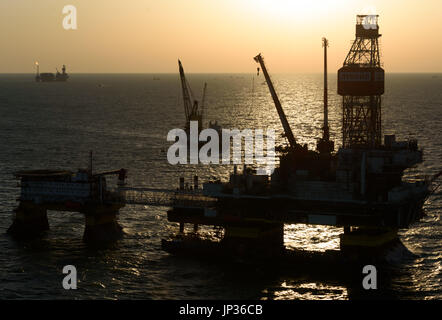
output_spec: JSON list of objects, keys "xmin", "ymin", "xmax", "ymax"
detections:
[{"xmin": 338, "ymin": 15, "xmax": 384, "ymax": 148}]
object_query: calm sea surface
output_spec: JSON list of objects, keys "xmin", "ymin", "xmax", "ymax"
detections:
[{"xmin": 0, "ymin": 73, "xmax": 440, "ymax": 299}]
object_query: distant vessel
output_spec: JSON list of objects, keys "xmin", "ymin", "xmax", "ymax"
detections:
[{"xmin": 35, "ymin": 62, "xmax": 69, "ymax": 82}]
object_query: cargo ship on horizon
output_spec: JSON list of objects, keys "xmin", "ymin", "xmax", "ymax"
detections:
[{"xmin": 35, "ymin": 62, "xmax": 69, "ymax": 82}]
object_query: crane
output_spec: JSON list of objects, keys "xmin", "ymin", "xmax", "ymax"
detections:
[
  {"xmin": 178, "ymin": 60, "xmax": 203, "ymax": 130},
  {"xmin": 178, "ymin": 59, "xmax": 194, "ymax": 125},
  {"xmin": 253, "ymin": 53, "xmax": 297, "ymax": 151}
]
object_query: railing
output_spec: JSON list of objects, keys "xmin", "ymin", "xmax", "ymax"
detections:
[{"xmin": 117, "ymin": 187, "xmax": 216, "ymax": 208}]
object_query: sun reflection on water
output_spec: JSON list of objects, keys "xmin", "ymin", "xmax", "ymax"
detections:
[
  {"xmin": 284, "ymin": 224, "xmax": 343, "ymax": 252},
  {"xmin": 261, "ymin": 281, "xmax": 348, "ymax": 300}
]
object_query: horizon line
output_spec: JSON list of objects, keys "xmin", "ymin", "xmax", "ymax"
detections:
[{"xmin": 2, "ymin": 71, "xmax": 442, "ymax": 75}]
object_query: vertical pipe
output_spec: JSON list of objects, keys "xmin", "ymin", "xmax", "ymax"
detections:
[{"xmin": 323, "ymin": 38, "xmax": 329, "ymax": 141}]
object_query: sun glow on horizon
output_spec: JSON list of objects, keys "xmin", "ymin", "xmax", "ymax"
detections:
[
  {"xmin": 0, "ymin": 0, "xmax": 441, "ymax": 73},
  {"xmin": 249, "ymin": 0, "xmax": 348, "ymax": 21}
]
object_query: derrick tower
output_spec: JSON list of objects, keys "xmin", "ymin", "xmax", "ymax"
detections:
[{"xmin": 338, "ymin": 15, "xmax": 384, "ymax": 148}]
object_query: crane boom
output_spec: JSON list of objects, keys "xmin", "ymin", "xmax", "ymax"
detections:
[
  {"xmin": 253, "ymin": 53, "xmax": 297, "ymax": 150},
  {"xmin": 200, "ymin": 82, "xmax": 207, "ymax": 123},
  {"xmin": 178, "ymin": 60, "xmax": 193, "ymax": 122}
]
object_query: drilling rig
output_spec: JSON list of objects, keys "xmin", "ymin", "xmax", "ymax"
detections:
[
  {"xmin": 338, "ymin": 15, "xmax": 384, "ymax": 148},
  {"xmin": 164, "ymin": 15, "xmax": 436, "ymax": 256}
]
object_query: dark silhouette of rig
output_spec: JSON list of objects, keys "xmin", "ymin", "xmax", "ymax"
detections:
[
  {"xmin": 8, "ymin": 153, "xmax": 127, "ymax": 242},
  {"xmin": 162, "ymin": 15, "xmax": 439, "ymax": 258}
]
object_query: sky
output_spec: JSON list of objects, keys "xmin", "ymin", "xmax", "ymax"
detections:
[{"xmin": 0, "ymin": 0, "xmax": 441, "ymax": 73}]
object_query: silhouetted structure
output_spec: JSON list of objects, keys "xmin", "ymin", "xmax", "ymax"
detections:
[
  {"xmin": 8, "ymin": 153, "xmax": 127, "ymax": 242},
  {"xmin": 35, "ymin": 64, "xmax": 69, "ymax": 82},
  {"xmin": 162, "ymin": 15, "xmax": 437, "ymax": 258},
  {"xmin": 317, "ymin": 37, "xmax": 334, "ymax": 154},
  {"xmin": 338, "ymin": 15, "xmax": 383, "ymax": 148},
  {"xmin": 178, "ymin": 60, "xmax": 222, "ymax": 139}
]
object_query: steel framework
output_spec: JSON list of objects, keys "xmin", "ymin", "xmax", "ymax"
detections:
[{"xmin": 341, "ymin": 15, "xmax": 383, "ymax": 148}]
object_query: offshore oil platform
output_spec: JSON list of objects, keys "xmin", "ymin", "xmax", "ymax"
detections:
[
  {"xmin": 9, "ymin": 15, "xmax": 440, "ymax": 256},
  {"xmin": 8, "ymin": 153, "xmax": 127, "ymax": 242},
  {"xmin": 162, "ymin": 15, "xmax": 440, "ymax": 257}
]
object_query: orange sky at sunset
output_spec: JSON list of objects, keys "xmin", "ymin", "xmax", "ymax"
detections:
[{"xmin": 0, "ymin": 0, "xmax": 441, "ymax": 73}]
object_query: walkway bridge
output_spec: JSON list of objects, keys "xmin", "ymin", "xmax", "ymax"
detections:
[{"xmin": 119, "ymin": 187, "xmax": 217, "ymax": 208}]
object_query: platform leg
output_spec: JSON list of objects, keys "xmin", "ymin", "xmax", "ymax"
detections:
[
  {"xmin": 83, "ymin": 212, "xmax": 123, "ymax": 243},
  {"xmin": 7, "ymin": 202, "xmax": 49, "ymax": 239},
  {"xmin": 222, "ymin": 223, "xmax": 284, "ymax": 257},
  {"xmin": 340, "ymin": 227, "xmax": 399, "ymax": 253}
]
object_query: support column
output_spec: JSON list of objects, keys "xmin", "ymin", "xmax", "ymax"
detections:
[
  {"xmin": 340, "ymin": 227, "xmax": 399, "ymax": 253},
  {"xmin": 222, "ymin": 223, "xmax": 284, "ymax": 257},
  {"xmin": 8, "ymin": 202, "xmax": 49, "ymax": 239},
  {"xmin": 83, "ymin": 212, "xmax": 123, "ymax": 242}
]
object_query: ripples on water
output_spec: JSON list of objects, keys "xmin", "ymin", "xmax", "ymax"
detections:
[{"xmin": 0, "ymin": 73, "xmax": 440, "ymax": 299}]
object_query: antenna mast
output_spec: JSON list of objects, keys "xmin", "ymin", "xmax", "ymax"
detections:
[
  {"xmin": 316, "ymin": 38, "xmax": 334, "ymax": 154},
  {"xmin": 323, "ymin": 37, "xmax": 329, "ymax": 141}
]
